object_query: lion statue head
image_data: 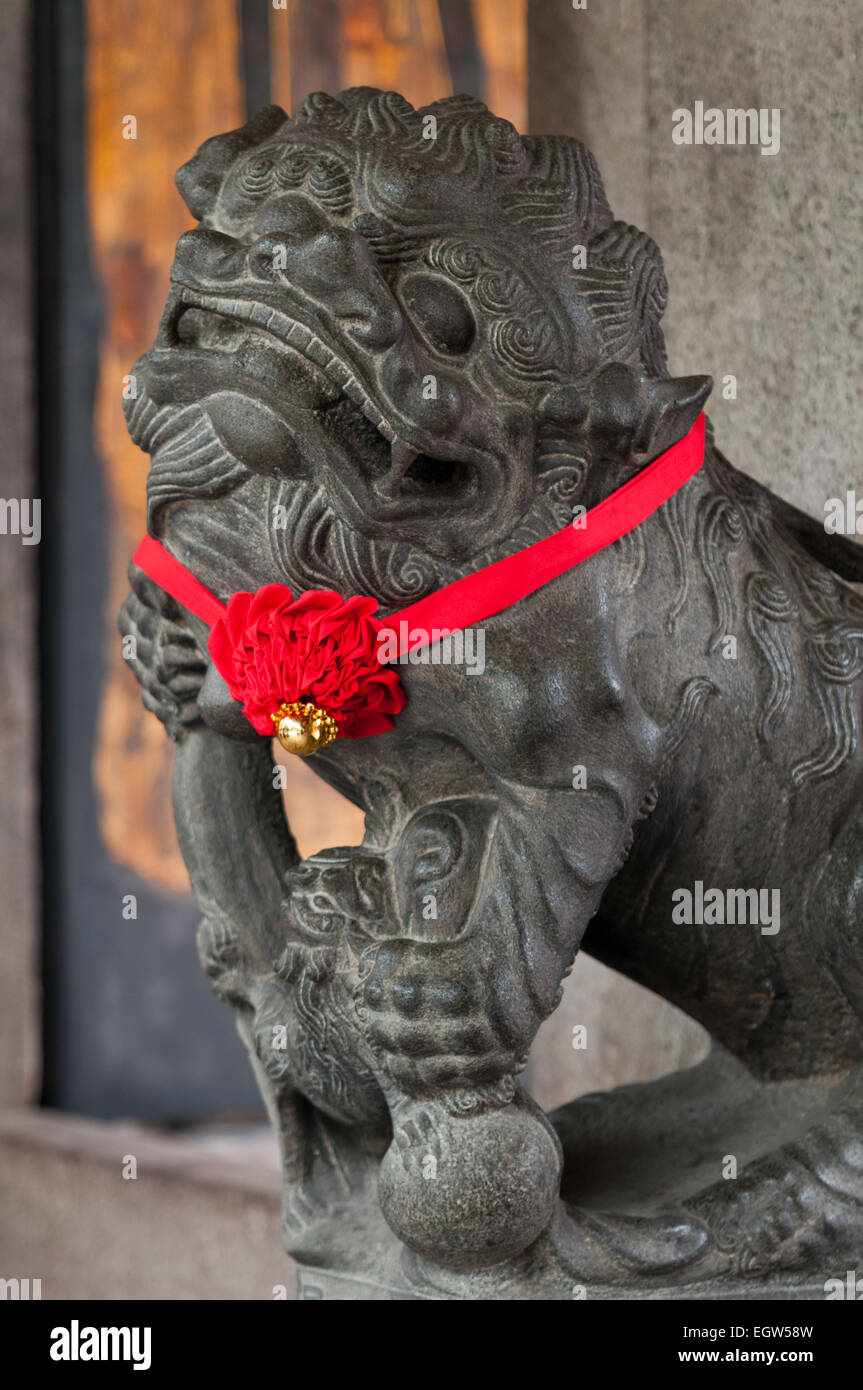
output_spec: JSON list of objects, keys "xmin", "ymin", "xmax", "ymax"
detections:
[{"xmin": 125, "ymin": 87, "xmax": 706, "ymax": 613}]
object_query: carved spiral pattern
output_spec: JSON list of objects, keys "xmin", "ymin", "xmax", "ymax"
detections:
[
  {"xmin": 239, "ymin": 150, "xmax": 279, "ymax": 197},
  {"xmin": 307, "ymin": 155, "xmax": 354, "ymax": 215},
  {"xmin": 273, "ymin": 149, "xmax": 311, "ymax": 189},
  {"xmin": 808, "ymin": 623, "xmax": 863, "ymax": 684},
  {"xmin": 489, "ymin": 315, "xmax": 559, "ymax": 380},
  {"xmin": 474, "ymin": 269, "xmax": 524, "ymax": 315},
  {"xmin": 238, "ymin": 143, "xmax": 354, "ymax": 218},
  {"xmin": 746, "ymin": 572, "xmax": 798, "ymax": 740},
  {"xmin": 429, "ymin": 241, "xmax": 483, "ymax": 284},
  {"xmin": 696, "ymin": 492, "xmax": 745, "ymax": 651},
  {"xmin": 267, "ymin": 478, "xmax": 448, "ymax": 607}
]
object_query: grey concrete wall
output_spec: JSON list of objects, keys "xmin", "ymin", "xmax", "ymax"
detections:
[
  {"xmin": 528, "ymin": 961, "xmax": 709, "ymax": 1114},
  {"xmin": 0, "ymin": 1111, "xmax": 290, "ymax": 1299},
  {"xmin": 527, "ymin": 0, "xmax": 862, "ymax": 1112},
  {"xmin": 648, "ymin": 0, "xmax": 863, "ymax": 519},
  {"xmin": 530, "ymin": 0, "xmax": 863, "ymax": 526},
  {"xmin": 529, "ymin": 0, "xmax": 649, "ymax": 229}
]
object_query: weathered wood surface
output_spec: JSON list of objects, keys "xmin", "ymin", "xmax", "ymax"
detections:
[{"xmin": 87, "ymin": 0, "xmax": 525, "ymax": 886}]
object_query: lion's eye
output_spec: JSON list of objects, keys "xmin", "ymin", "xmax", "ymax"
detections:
[{"xmin": 400, "ymin": 273, "xmax": 476, "ymax": 356}]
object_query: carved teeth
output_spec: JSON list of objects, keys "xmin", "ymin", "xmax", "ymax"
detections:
[
  {"xmin": 374, "ymin": 440, "xmax": 419, "ymax": 499},
  {"xmin": 176, "ymin": 289, "xmax": 395, "ymax": 444}
]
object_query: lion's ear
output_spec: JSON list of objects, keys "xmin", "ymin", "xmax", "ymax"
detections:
[
  {"xmin": 175, "ymin": 106, "xmax": 288, "ymax": 219},
  {"xmin": 626, "ymin": 371, "xmax": 713, "ymax": 459},
  {"xmin": 540, "ymin": 364, "xmax": 712, "ymax": 463}
]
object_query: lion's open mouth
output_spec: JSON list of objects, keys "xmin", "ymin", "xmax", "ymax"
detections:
[{"xmin": 151, "ymin": 287, "xmax": 480, "ymax": 509}]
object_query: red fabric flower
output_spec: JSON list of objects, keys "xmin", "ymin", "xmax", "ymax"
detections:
[{"xmin": 207, "ymin": 585, "xmax": 406, "ymax": 739}]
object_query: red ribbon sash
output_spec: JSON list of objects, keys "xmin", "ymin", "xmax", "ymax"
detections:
[
  {"xmin": 132, "ymin": 535, "xmax": 229, "ymax": 628},
  {"xmin": 386, "ymin": 413, "xmax": 706, "ymax": 655},
  {"xmin": 133, "ymin": 412, "xmax": 706, "ymax": 657}
]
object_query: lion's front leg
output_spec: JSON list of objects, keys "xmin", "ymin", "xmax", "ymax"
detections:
[
  {"xmin": 120, "ymin": 576, "xmax": 400, "ymax": 1266},
  {"xmin": 353, "ymin": 772, "xmax": 656, "ymax": 1278}
]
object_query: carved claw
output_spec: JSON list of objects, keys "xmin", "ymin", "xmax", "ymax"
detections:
[
  {"xmin": 569, "ymin": 1209, "xmax": 710, "ymax": 1277},
  {"xmin": 393, "ymin": 1107, "xmax": 442, "ymax": 1176},
  {"xmin": 119, "ymin": 566, "xmax": 207, "ymax": 740}
]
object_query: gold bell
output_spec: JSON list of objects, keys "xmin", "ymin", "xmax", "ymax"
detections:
[{"xmin": 271, "ymin": 701, "xmax": 339, "ymax": 757}]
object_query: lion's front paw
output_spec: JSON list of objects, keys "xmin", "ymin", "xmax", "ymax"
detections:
[{"xmin": 361, "ymin": 938, "xmax": 516, "ymax": 1092}]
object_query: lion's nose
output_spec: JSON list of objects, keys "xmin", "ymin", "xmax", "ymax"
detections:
[{"xmin": 172, "ymin": 227, "xmax": 247, "ymax": 284}]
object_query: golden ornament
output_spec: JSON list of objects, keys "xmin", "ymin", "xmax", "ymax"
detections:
[{"xmin": 271, "ymin": 701, "xmax": 339, "ymax": 757}]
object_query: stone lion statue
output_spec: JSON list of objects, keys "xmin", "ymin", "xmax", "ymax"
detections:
[{"xmin": 120, "ymin": 90, "xmax": 863, "ymax": 1299}]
